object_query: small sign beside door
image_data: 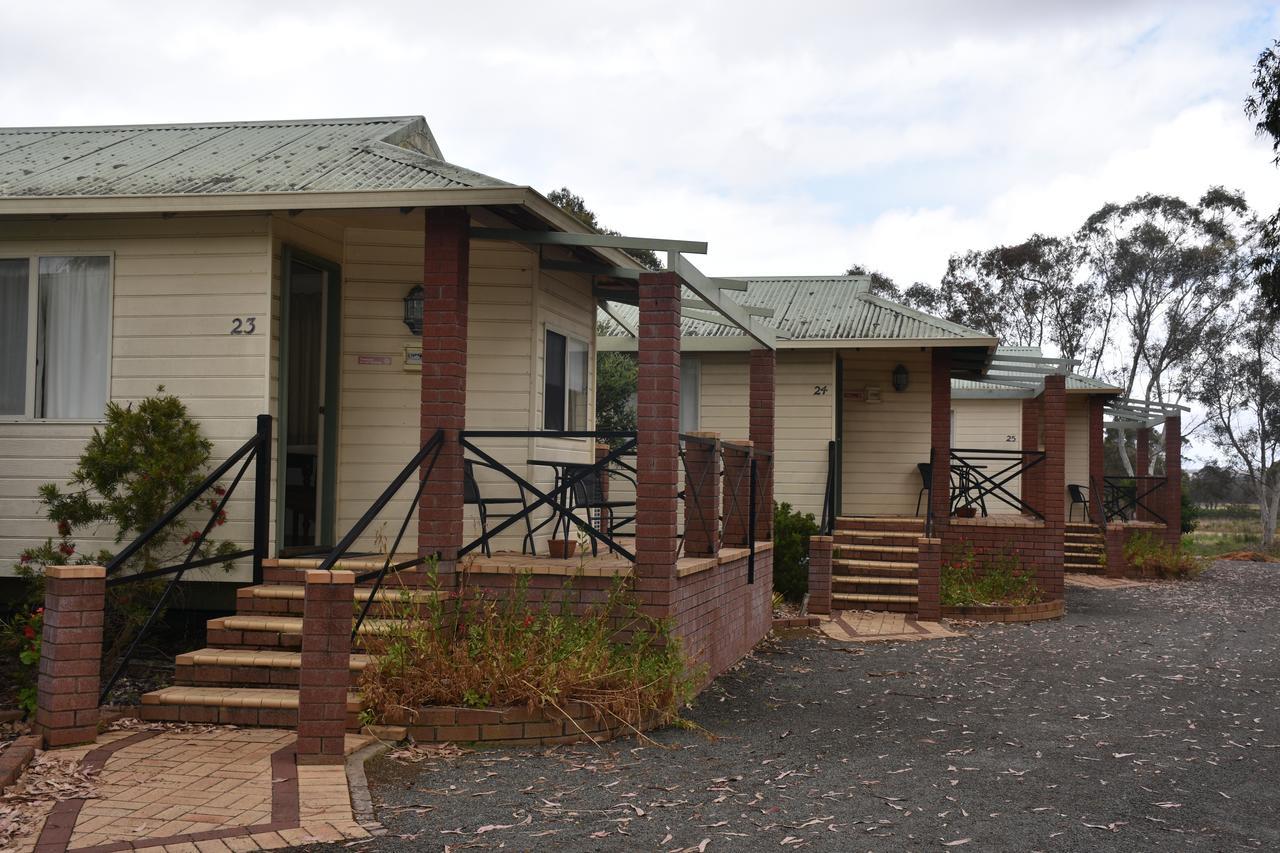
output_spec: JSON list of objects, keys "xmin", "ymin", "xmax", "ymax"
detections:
[
  {"xmin": 403, "ymin": 346, "xmax": 422, "ymax": 371},
  {"xmin": 356, "ymin": 354, "xmax": 393, "ymax": 366}
]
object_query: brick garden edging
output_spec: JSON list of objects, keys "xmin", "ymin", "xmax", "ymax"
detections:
[
  {"xmin": 383, "ymin": 702, "xmax": 660, "ymax": 747},
  {"xmin": 0, "ymin": 734, "xmax": 42, "ymax": 789},
  {"xmin": 940, "ymin": 599, "xmax": 1065, "ymax": 623}
]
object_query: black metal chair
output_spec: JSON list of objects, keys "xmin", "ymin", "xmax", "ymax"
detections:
[
  {"xmin": 1067, "ymin": 483, "xmax": 1090, "ymax": 523},
  {"xmin": 914, "ymin": 462, "xmax": 931, "ymax": 516},
  {"xmin": 565, "ymin": 462, "xmax": 636, "ymax": 555},
  {"xmin": 464, "ymin": 459, "xmax": 536, "ymax": 557}
]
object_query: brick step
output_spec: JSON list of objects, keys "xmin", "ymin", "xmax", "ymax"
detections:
[
  {"xmin": 1065, "ymin": 561, "xmax": 1105, "ymax": 571},
  {"xmin": 140, "ymin": 686, "xmax": 363, "ymax": 730},
  {"xmin": 835, "ymin": 516, "xmax": 924, "ymax": 533},
  {"xmin": 262, "ymin": 559, "xmax": 434, "ymax": 588},
  {"xmin": 1064, "ymin": 541, "xmax": 1103, "ymax": 551},
  {"xmin": 206, "ymin": 614, "xmax": 400, "ymax": 651},
  {"xmin": 832, "ymin": 592, "xmax": 918, "ymax": 605},
  {"xmin": 1066, "ymin": 564, "xmax": 1106, "ymax": 575},
  {"xmin": 1065, "ymin": 533, "xmax": 1104, "ymax": 541},
  {"xmin": 236, "ymin": 583, "xmax": 438, "ymax": 617},
  {"xmin": 1066, "ymin": 523, "xmax": 1102, "ymax": 531},
  {"xmin": 833, "ymin": 544, "xmax": 919, "ymax": 556},
  {"xmin": 832, "ymin": 575, "xmax": 919, "ymax": 587},
  {"xmin": 833, "ymin": 557, "xmax": 918, "ymax": 572},
  {"xmin": 174, "ymin": 648, "xmax": 370, "ymax": 689}
]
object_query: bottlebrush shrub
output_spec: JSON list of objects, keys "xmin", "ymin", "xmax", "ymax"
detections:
[
  {"xmin": 1124, "ymin": 532, "xmax": 1204, "ymax": 580},
  {"xmin": 359, "ymin": 564, "xmax": 699, "ymax": 735},
  {"xmin": 0, "ymin": 607, "xmax": 42, "ymax": 717},
  {"xmin": 940, "ymin": 547, "xmax": 1043, "ymax": 607},
  {"xmin": 11, "ymin": 388, "xmax": 238, "ymax": 682}
]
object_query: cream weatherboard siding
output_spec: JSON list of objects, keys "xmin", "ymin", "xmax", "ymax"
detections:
[
  {"xmin": 0, "ymin": 214, "xmax": 272, "ymax": 579},
  {"xmin": 840, "ymin": 348, "xmax": 932, "ymax": 517},
  {"xmin": 952, "ymin": 396, "xmax": 1023, "ymax": 514}
]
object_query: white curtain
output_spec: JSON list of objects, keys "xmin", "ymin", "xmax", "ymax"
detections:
[
  {"xmin": 567, "ymin": 336, "xmax": 589, "ymax": 430},
  {"xmin": 37, "ymin": 256, "xmax": 110, "ymax": 419},
  {"xmin": 0, "ymin": 259, "xmax": 29, "ymax": 416}
]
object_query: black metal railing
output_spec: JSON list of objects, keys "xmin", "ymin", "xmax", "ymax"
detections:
[
  {"xmin": 820, "ymin": 440, "xmax": 837, "ymax": 535},
  {"xmin": 99, "ymin": 414, "xmax": 273, "ymax": 704},
  {"xmin": 677, "ymin": 433, "xmax": 718, "ymax": 559},
  {"xmin": 1102, "ymin": 475, "xmax": 1167, "ymax": 524},
  {"xmin": 924, "ymin": 447, "xmax": 936, "ymax": 538},
  {"xmin": 318, "ymin": 429, "xmax": 445, "ymax": 639},
  {"xmin": 949, "ymin": 448, "xmax": 1047, "ymax": 519},
  {"xmin": 1088, "ymin": 475, "xmax": 1108, "ymax": 527},
  {"xmin": 459, "ymin": 431, "xmax": 639, "ymax": 560}
]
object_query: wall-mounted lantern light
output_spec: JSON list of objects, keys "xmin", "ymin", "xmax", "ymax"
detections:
[
  {"xmin": 892, "ymin": 363, "xmax": 910, "ymax": 393},
  {"xmin": 402, "ymin": 285, "xmax": 424, "ymax": 335}
]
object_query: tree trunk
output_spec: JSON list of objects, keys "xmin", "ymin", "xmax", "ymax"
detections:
[{"xmin": 1262, "ymin": 480, "xmax": 1279, "ymax": 549}]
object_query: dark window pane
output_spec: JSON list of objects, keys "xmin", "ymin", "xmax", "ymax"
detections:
[{"xmin": 544, "ymin": 330, "xmax": 566, "ymax": 431}]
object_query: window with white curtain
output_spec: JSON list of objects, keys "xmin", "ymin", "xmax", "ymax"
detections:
[
  {"xmin": 679, "ymin": 356, "xmax": 700, "ymax": 433},
  {"xmin": 0, "ymin": 255, "xmax": 111, "ymax": 419}
]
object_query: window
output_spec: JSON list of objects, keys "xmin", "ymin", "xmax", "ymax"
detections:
[
  {"xmin": 0, "ymin": 255, "xmax": 111, "ymax": 419},
  {"xmin": 543, "ymin": 329, "xmax": 589, "ymax": 431},
  {"xmin": 680, "ymin": 356, "xmax": 700, "ymax": 433}
]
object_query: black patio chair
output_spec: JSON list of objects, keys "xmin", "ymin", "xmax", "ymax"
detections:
[
  {"xmin": 1067, "ymin": 483, "xmax": 1090, "ymax": 523},
  {"xmin": 464, "ymin": 459, "xmax": 536, "ymax": 557},
  {"xmin": 565, "ymin": 462, "xmax": 636, "ymax": 555}
]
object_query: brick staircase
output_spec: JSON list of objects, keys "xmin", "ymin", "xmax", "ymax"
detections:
[
  {"xmin": 830, "ymin": 517, "xmax": 923, "ymax": 614},
  {"xmin": 139, "ymin": 556, "xmax": 436, "ymax": 730},
  {"xmin": 1065, "ymin": 523, "xmax": 1106, "ymax": 575}
]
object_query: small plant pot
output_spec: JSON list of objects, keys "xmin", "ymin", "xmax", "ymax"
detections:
[
  {"xmin": 954, "ymin": 507, "xmax": 977, "ymax": 519},
  {"xmin": 548, "ymin": 539, "xmax": 577, "ymax": 559}
]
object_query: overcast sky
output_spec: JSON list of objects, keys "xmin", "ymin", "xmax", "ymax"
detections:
[{"xmin": 3, "ymin": 1, "xmax": 1279, "ymax": 287}]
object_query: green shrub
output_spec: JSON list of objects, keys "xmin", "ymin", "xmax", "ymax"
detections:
[
  {"xmin": 940, "ymin": 548, "xmax": 1043, "ymax": 607},
  {"xmin": 1180, "ymin": 483, "xmax": 1200, "ymax": 534},
  {"xmin": 360, "ymin": 566, "xmax": 698, "ymax": 735},
  {"xmin": 1124, "ymin": 532, "xmax": 1203, "ymax": 579},
  {"xmin": 773, "ymin": 502, "xmax": 818, "ymax": 602}
]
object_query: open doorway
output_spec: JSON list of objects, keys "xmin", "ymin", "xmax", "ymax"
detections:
[{"xmin": 278, "ymin": 248, "xmax": 341, "ymax": 553}]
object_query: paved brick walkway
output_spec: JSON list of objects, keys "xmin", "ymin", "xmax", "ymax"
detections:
[
  {"xmin": 818, "ymin": 610, "xmax": 963, "ymax": 643},
  {"xmin": 1064, "ymin": 572, "xmax": 1148, "ymax": 589},
  {"xmin": 9, "ymin": 727, "xmax": 376, "ymax": 852}
]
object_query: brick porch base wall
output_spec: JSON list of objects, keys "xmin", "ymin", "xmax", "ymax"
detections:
[
  {"xmin": 942, "ymin": 519, "xmax": 1064, "ymax": 601},
  {"xmin": 671, "ymin": 545, "xmax": 774, "ymax": 688},
  {"xmin": 1104, "ymin": 522, "xmax": 1169, "ymax": 579},
  {"xmin": 807, "ymin": 536, "xmax": 833, "ymax": 615}
]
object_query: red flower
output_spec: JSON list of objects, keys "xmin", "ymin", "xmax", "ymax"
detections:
[
  {"xmin": 22, "ymin": 626, "xmax": 34, "ymax": 639},
  {"xmin": 19, "ymin": 554, "xmax": 30, "ymax": 564},
  {"xmin": 522, "ymin": 615, "xmax": 534, "ymax": 629},
  {"xmin": 35, "ymin": 607, "xmax": 43, "ymax": 615},
  {"xmin": 56, "ymin": 520, "xmax": 71, "ymax": 537},
  {"xmin": 213, "ymin": 486, "xmax": 227, "ymax": 496},
  {"xmin": 58, "ymin": 542, "xmax": 75, "ymax": 556}
]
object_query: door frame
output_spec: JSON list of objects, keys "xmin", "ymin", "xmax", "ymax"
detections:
[{"xmin": 277, "ymin": 244, "xmax": 342, "ymax": 552}]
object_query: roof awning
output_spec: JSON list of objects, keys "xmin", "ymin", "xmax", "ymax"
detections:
[{"xmin": 1103, "ymin": 396, "xmax": 1189, "ymax": 429}]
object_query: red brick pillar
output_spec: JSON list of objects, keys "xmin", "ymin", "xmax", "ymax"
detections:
[
  {"xmin": 297, "ymin": 570, "xmax": 354, "ymax": 765},
  {"xmin": 1088, "ymin": 396, "xmax": 1106, "ymax": 526},
  {"xmin": 1040, "ymin": 375, "xmax": 1067, "ymax": 600},
  {"xmin": 1163, "ymin": 416, "xmax": 1182, "ymax": 548},
  {"xmin": 1134, "ymin": 427, "xmax": 1150, "ymax": 521},
  {"xmin": 1021, "ymin": 396, "xmax": 1043, "ymax": 516},
  {"xmin": 749, "ymin": 349, "xmax": 776, "ymax": 541},
  {"xmin": 635, "ymin": 271, "xmax": 681, "ymax": 619},
  {"xmin": 929, "ymin": 349, "xmax": 952, "ymax": 527},
  {"xmin": 418, "ymin": 207, "xmax": 470, "ymax": 578},
  {"xmin": 807, "ymin": 535, "xmax": 832, "ymax": 615},
  {"xmin": 1104, "ymin": 527, "xmax": 1128, "ymax": 578},
  {"xmin": 683, "ymin": 433, "xmax": 720, "ymax": 557},
  {"xmin": 721, "ymin": 441, "xmax": 752, "ymax": 547},
  {"xmin": 35, "ymin": 565, "xmax": 105, "ymax": 747},
  {"xmin": 916, "ymin": 537, "xmax": 941, "ymax": 621}
]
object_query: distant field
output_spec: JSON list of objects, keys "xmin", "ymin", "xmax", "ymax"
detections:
[{"xmin": 1183, "ymin": 505, "xmax": 1278, "ymax": 558}]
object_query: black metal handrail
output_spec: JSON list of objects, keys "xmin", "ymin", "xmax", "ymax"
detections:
[
  {"xmin": 1102, "ymin": 475, "xmax": 1167, "ymax": 524},
  {"xmin": 716, "ymin": 440, "xmax": 761, "ymax": 584},
  {"xmin": 950, "ymin": 448, "xmax": 1047, "ymax": 519},
  {"xmin": 319, "ymin": 429, "xmax": 446, "ymax": 639},
  {"xmin": 1088, "ymin": 475, "xmax": 1108, "ymax": 528},
  {"xmin": 99, "ymin": 414, "xmax": 272, "ymax": 704},
  {"xmin": 459, "ymin": 430, "xmax": 639, "ymax": 560},
  {"xmin": 820, "ymin": 440, "xmax": 837, "ymax": 535},
  {"xmin": 924, "ymin": 446, "xmax": 936, "ymax": 538}
]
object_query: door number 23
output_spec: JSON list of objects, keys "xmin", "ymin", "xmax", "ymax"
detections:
[{"xmin": 230, "ymin": 317, "xmax": 257, "ymax": 335}]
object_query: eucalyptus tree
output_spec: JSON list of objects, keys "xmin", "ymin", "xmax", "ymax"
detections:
[{"xmin": 1245, "ymin": 38, "xmax": 1280, "ymax": 315}]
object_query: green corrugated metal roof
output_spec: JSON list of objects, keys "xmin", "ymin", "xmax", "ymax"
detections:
[
  {"xmin": 0, "ymin": 116, "xmax": 511, "ymax": 197},
  {"xmin": 600, "ymin": 275, "xmax": 994, "ymax": 343}
]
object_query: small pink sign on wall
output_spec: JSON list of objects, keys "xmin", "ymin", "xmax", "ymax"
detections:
[{"xmin": 356, "ymin": 354, "xmax": 393, "ymax": 366}]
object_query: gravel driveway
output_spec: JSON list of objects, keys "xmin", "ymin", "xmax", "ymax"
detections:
[{"xmin": 324, "ymin": 560, "xmax": 1280, "ymax": 851}]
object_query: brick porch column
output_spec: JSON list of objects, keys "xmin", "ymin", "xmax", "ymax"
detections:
[
  {"xmin": 1163, "ymin": 415, "xmax": 1182, "ymax": 547},
  {"xmin": 916, "ymin": 537, "xmax": 941, "ymax": 621},
  {"xmin": 297, "ymin": 570, "xmax": 354, "ymax": 765},
  {"xmin": 749, "ymin": 348, "xmax": 776, "ymax": 541},
  {"xmin": 1040, "ymin": 374, "xmax": 1067, "ymax": 600},
  {"xmin": 635, "ymin": 271, "xmax": 681, "ymax": 620},
  {"xmin": 929, "ymin": 349, "xmax": 951, "ymax": 528},
  {"xmin": 807, "ymin": 535, "xmax": 832, "ymax": 615},
  {"xmin": 35, "ymin": 565, "xmax": 105, "ymax": 747},
  {"xmin": 683, "ymin": 432, "xmax": 720, "ymax": 557},
  {"xmin": 1021, "ymin": 395, "xmax": 1043, "ymax": 516},
  {"xmin": 418, "ymin": 207, "xmax": 469, "ymax": 578},
  {"xmin": 1088, "ymin": 395, "xmax": 1106, "ymax": 526}
]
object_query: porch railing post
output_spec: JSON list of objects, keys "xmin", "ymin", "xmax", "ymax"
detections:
[{"xmin": 253, "ymin": 413, "xmax": 273, "ymax": 585}]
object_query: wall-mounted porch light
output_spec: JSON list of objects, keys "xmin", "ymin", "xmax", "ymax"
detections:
[
  {"xmin": 892, "ymin": 363, "xmax": 910, "ymax": 393},
  {"xmin": 402, "ymin": 285, "xmax": 424, "ymax": 335}
]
